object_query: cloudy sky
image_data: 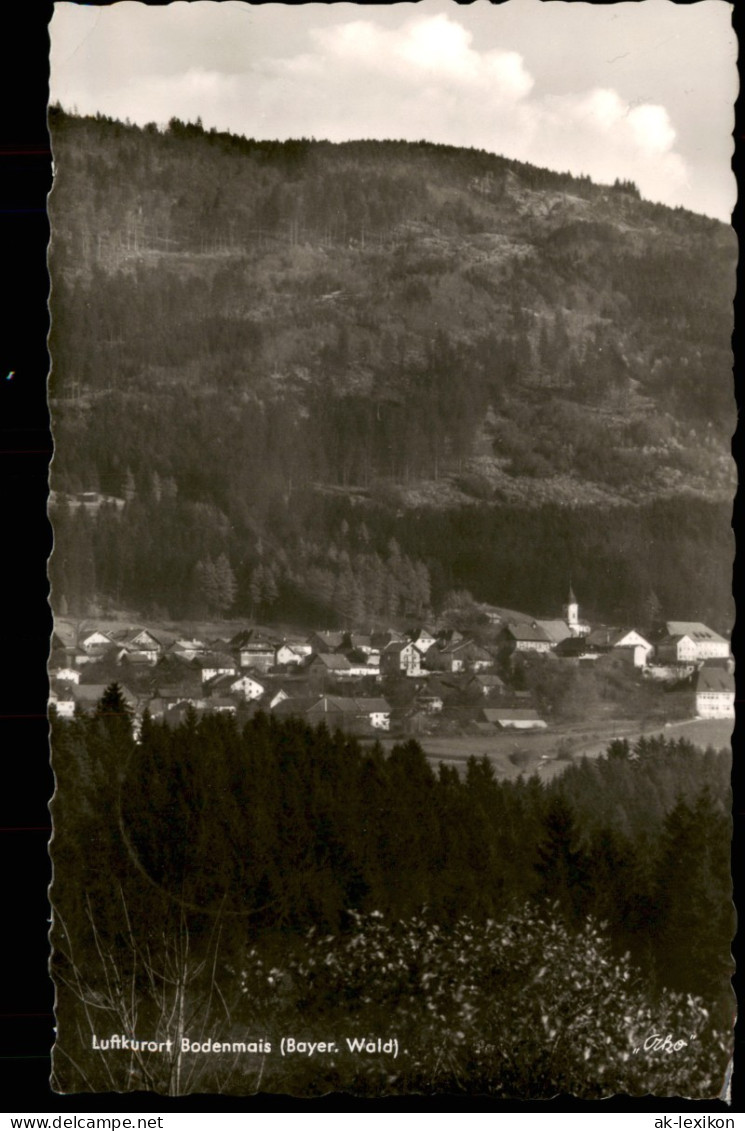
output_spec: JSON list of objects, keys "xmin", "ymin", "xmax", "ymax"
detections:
[{"xmin": 50, "ymin": 0, "xmax": 736, "ymax": 221}]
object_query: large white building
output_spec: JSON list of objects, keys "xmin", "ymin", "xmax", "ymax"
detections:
[
  {"xmin": 658, "ymin": 622, "xmax": 731, "ymax": 663},
  {"xmin": 694, "ymin": 667, "xmax": 735, "ymax": 719}
]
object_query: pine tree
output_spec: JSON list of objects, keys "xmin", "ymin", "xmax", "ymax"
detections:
[
  {"xmin": 212, "ymin": 553, "xmax": 237, "ymax": 615},
  {"xmin": 644, "ymin": 588, "xmax": 663, "ymax": 628},
  {"xmin": 195, "ymin": 555, "xmax": 237, "ymax": 617},
  {"xmin": 534, "ymin": 796, "xmax": 592, "ymax": 923},
  {"xmin": 249, "ymin": 564, "xmax": 265, "ymax": 614},
  {"xmin": 263, "ymin": 564, "xmax": 279, "ymax": 609}
]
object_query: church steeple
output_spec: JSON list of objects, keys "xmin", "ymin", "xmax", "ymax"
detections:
[{"xmin": 564, "ymin": 582, "xmax": 579, "ymax": 628}]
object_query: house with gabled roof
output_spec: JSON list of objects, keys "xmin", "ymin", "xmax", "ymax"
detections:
[
  {"xmin": 282, "ymin": 635, "xmax": 313, "ymax": 658},
  {"xmin": 533, "ymin": 619, "xmax": 573, "ymax": 647},
  {"xmin": 500, "ymin": 622, "xmax": 553, "ymax": 654},
  {"xmin": 111, "ymin": 627, "xmax": 163, "ymax": 659},
  {"xmin": 584, "ymin": 627, "xmax": 654, "ymax": 667},
  {"xmin": 275, "ymin": 643, "xmax": 303, "ymax": 667},
  {"xmin": 656, "ymin": 633, "xmax": 699, "ymax": 664},
  {"xmin": 380, "ymin": 640, "xmax": 425, "ymax": 677},
  {"xmin": 193, "ymin": 653, "xmax": 239, "ymax": 683},
  {"xmin": 168, "ymin": 638, "xmax": 207, "ymax": 661},
  {"xmin": 307, "ymin": 653, "xmax": 353, "ymax": 677},
  {"xmin": 407, "ymin": 626, "xmax": 437, "ymax": 653},
  {"xmin": 206, "ymin": 672, "xmax": 266, "ymax": 701},
  {"xmin": 307, "ymin": 631, "xmax": 346, "ymax": 654},
  {"xmin": 271, "ymin": 693, "xmax": 392, "ymax": 732},
  {"xmin": 79, "ymin": 629, "xmax": 115, "ymax": 653},
  {"xmin": 353, "ymin": 698, "xmax": 392, "ymax": 730}
]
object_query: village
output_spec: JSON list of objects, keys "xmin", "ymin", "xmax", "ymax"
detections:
[{"xmin": 48, "ymin": 586, "xmax": 734, "ymax": 773}]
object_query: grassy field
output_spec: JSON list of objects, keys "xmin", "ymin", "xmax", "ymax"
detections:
[{"xmin": 380, "ymin": 715, "xmax": 733, "ymax": 782}]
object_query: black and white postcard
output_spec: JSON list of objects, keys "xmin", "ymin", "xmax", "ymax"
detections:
[{"xmin": 46, "ymin": 0, "xmax": 737, "ymax": 1099}]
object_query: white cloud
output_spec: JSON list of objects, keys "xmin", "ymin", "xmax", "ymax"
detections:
[
  {"xmin": 308, "ymin": 15, "xmax": 534, "ymax": 100},
  {"xmin": 260, "ymin": 14, "xmax": 688, "ymax": 206},
  {"xmin": 52, "ymin": 7, "xmax": 694, "ymax": 213},
  {"xmin": 627, "ymin": 104, "xmax": 677, "ymax": 156},
  {"xmin": 519, "ymin": 88, "xmax": 688, "ymax": 201}
]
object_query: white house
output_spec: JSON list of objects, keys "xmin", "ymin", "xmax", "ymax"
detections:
[
  {"xmin": 207, "ymin": 673, "xmax": 266, "ymax": 701},
  {"xmin": 275, "ymin": 644, "xmax": 303, "ymax": 667},
  {"xmin": 194, "ymin": 653, "xmax": 239, "ymax": 684},
  {"xmin": 585, "ymin": 627, "xmax": 654, "ymax": 668},
  {"xmin": 613, "ymin": 629, "xmax": 654, "ymax": 665},
  {"xmin": 284, "ymin": 638, "xmax": 313, "ymax": 659},
  {"xmin": 113, "ymin": 628, "xmax": 163, "ymax": 662},
  {"xmin": 408, "ymin": 627, "xmax": 437, "ymax": 653},
  {"xmin": 79, "ymin": 630, "xmax": 115, "ymax": 653},
  {"xmin": 354, "ymin": 698, "xmax": 392, "ymax": 730},
  {"xmin": 694, "ymin": 667, "xmax": 735, "ymax": 719},
  {"xmin": 381, "ymin": 641, "xmax": 424, "ymax": 677},
  {"xmin": 656, "ymin": 634, "xmax": 701, "ymax": 664}
]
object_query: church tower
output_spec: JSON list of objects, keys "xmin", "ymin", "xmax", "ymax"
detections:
[{"xmin": 564, "ymin": 583, "xmax": 579, "ymax": 630}]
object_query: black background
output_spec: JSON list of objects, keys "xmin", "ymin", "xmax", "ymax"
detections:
[{"xmin": 1, "ymin": 0, "xmax": 740, "ymax": 1112}]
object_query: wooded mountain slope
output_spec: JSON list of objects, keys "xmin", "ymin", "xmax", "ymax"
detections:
[{"xmin": 47, "ymin": 109, "xmax": 736, "ymax": 625}]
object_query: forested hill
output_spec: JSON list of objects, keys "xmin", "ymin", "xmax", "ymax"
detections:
[{"xmin": 47, "ymin": 108, "xmax": 736, "ymax": 626}]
